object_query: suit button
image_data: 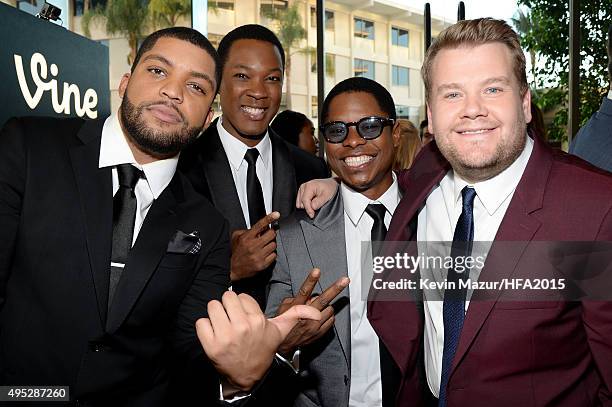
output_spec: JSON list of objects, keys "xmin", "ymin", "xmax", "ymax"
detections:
[{"xmin": 344, "ymin": 375, "xmax": 349, "ymax": 386}]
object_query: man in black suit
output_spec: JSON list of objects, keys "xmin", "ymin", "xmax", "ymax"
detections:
[
  {"xmin": 179, "ymin": 25, "xmax": 329, "ymax": 309},
  {"xmin": 0, "ymin": 27, "xmax": 317, "ymax": 406}
]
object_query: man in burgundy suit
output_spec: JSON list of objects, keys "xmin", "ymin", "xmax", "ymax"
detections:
[{"xmin": 299, "ymin": 18, "xmax": 612, "ymax": 406}]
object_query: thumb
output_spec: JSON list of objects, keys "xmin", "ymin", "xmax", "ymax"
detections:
[{"xmin": 269, "ymin": 304, "xmax": 321, "ymax": 340}]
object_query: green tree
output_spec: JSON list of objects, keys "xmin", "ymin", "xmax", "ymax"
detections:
[
  {"xmin": 263, "ymin": 0, "xmax": 309, "ymax": 110},
  {"xmin": 149, "ymin": 0, "xmax": 191, "ymax": 29},
  {"xmin": 517, "ymin": 0, "xmax": 612, "ymax": 141},
  {"xmin": 82, "ymin": 0, "xmax": 149, "ymax": 65},
  {"xmin": 511, "ymin": 9, "xmax": 538, "ymax": 88}
]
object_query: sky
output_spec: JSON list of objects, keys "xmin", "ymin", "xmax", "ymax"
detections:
[{"xmin": 402, "ymin": 0, "xmax": 522, "ymax": 24}]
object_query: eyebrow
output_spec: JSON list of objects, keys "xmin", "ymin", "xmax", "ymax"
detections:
[
  {"xmin": 231, "ymin": 63, "xmax": 283, "ymax": 74},
  {"xmin": 435, "ymin": 76, "xmax": 512, "ymax": 94},
  {"xmin": 142, "ymin": 54, "xmax": 215, "ymax": 91}
]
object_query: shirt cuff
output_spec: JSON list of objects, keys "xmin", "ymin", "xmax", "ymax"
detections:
[
  {"xmin": 275, "ymin": 349, "xmax": 301, "ymax": 374},
  {"xmin": 219, "ymin": 380, "xmax": 250, "ymax": 403}
]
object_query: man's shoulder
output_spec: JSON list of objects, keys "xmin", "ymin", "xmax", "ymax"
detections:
[{"xmin": 3, "ymin": 116, "xmax": 90, "ymax": 138}]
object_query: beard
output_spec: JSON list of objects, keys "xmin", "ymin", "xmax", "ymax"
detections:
[
  {"xmin": 119, "ymin": 91, "xmax": 202, "ymax": 158},
  {"xmin": 438, "ymin": 115, "xmax": 527, "ymax": 183}
]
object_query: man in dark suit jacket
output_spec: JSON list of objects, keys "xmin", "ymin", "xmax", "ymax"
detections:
[
  {"xmin": 0, "ymin": 27, "xmax": 314, "ymax": 406},
  {"xmin": 180, "ymin": 25, "xmax": 328, "ymax": 309},
  {"xmin": 299, "ymin": 18, "xmax": 612, "ymax": 407},
  {"xmin": 569, "ymin": 25, "xmax": 612, "ymax": 173}
]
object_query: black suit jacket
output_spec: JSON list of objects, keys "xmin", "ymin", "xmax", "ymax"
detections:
[
  {"xmin": 0, "ymin": 117, "xmax": 230, "ymax": 406},
  {"xmin": 179, "ymin": 118, "xmax": 329, "ymax": 307}
]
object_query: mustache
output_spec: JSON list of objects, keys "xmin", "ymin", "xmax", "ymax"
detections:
[{"xmin": 141, "ymin": 101, "xmax": 186, "ymax": 123}]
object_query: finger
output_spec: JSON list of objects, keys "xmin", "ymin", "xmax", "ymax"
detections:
[
  {"xmin": 195, "ymin": 318, "xmax": 215, "ymax": 352},
  {"xmin": 237, "ymin": 293, "xmax": 264, "ymax": 315},
  {"xmin": 320, "ymin": 305, "xmax": 335, "ymax": 323},
  {"xmin": 296, "ymin": 184, "xmax": 304, "ymax": 209},
  {"xmin": 311, "ymin": 276, "xmax": 349, "ymax": 310},
  {"xmin": 270, "ymin": 304, "xmax": 321, "ymax": 340},
  {"xmin": 255, "ymin": 228, "xmax": 277, "ymax": 246},
  {"xmin": 251, "ymin": 212, "xmax": 281, "ymax": 235},
  {"xmin": 317, "ymin": 314, "xmax": 336, "ymax": 335},
  {"xmin": 221, "ymin": 291, "xmax": 248, "ymax": 324},
  {"xmin": 294, "ymin": 268, "xmax": 320, "ymax": 305},
  {"xmin": 260, "ymin": 252, "xmax": 277, "ymax": 269},
  {"xmin": 207, "ymin": 299, "xmax": 230, "ymax": 333}
]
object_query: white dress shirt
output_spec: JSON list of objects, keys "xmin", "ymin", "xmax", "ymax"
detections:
[
  {"xmin": 608, "ymin": 89, "xmax": 612, "ymax": 100},
  {"xmin": 98, "ymin": 112, "xmax": 178, "ymax": 247},
  {"xmin": 217, "ymin": 117, "xmax": 273, "ymax": 227},
  {"xmin": 341, "ymin": 174, "xmax": 400, "ymax": 407},
  {"xmin": 417, "ymin": 136, "xmax": 533, "ymax": 398}
]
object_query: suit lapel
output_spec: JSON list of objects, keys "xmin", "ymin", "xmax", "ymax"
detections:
[
  {"xmin": 450, "ymin": 136, "xmax": 552, "ymax": 377},
  {"xmin": 270, "ymin": 130, "xmax": 297, "ymax": 218},
  {"xmin": 69, "ymin": 119, "xmax": 112, "ymax": 327},
  {"xmin": 300, "ymin": 191, "xmax": 351, "ymax": 366},
  {"xmin": 105, "ymin": 176, "xmax": 181, "ymax": 333},
  {"xmin": 200, "ymin": 122, "xmax": 247, "ymax": 232}
]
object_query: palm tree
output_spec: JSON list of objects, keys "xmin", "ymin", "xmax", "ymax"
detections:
[
  {"xmin": 512, "ymin": 9, "xmax": 538, "ymax": 88},
  {"xmin": 82, "ymin": 0, "xmax": 149, "ymax": 65},
  {"xmin": 149, "ymin": 0, "xmax": 191, "ymax": 29},
  {"xmin": 263, "ymin": 0, "xmax": 308, "ymax": 110}
]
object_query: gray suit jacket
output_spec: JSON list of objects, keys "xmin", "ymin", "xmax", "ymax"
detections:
[
  {"xmin": 569, "ymin": 96, "xmax": 612, "ymax": 173},
  {"xmin": 266, "ymin": 190, "xmax": 352, "ymax": 407}
]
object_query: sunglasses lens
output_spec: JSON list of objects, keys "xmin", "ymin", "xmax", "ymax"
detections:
[
  {"xmin": 324, "ymin": 123, "xmax": 348, "ymax": 143},
  {"xmin": 358, "ymin": 119, "xmax": 383, "ymax": 139}
]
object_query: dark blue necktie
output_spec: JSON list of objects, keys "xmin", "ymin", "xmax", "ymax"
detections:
[{"xmin": 439, "ymin": 186, "xmax": 477, "ymax": 407}]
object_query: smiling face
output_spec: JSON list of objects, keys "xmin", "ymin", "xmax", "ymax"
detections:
[
  {"xmin": 324, "ymin": 92, "xmax": 400, "ymax": 200},
  {"xmin": 219, "ymin": 39, "xmax": 284, "ymax": 146},
  {"xmin": 427, "ymin": 42, "xmax": 531, "ymax": 183},
  {"xmin": 118, "ymin": 37, "xmax": 216, "ymax": 163}
]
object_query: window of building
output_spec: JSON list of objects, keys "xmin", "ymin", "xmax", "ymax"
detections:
[
  {"xmin": 354, "ymin": 58, "xmax": 375, "ymax": 80},
  {"xmin": 395, "ymin": 105, "xmax": 410, "ymax": 118},
  {"xmin": 261, "ymin": 0, "xmax": 287, "ymax": 16},
  {"xmin": 354, "ymin": 18, "xmax": 374, "ymax": 40},
  {"xmin": 392, "ymin": 65, "xmax": 409, "ymax": 86},
  {"xmin": 210, "ymin": 0, "xmax": 235, "ymax": 10},
  {"xmin": 311, "ymin": 96, "xmax": 318, "ymax": 118},
  {"xmin": 73, "ymin": 0, "xmax": 107, "ymax": 16},
  {"xmin": 311, "ymin": 53, "xmax": 336, "ymax": 77},
  {"xmin": 392, "ymin": 27, "xmax": 409, "ymax": 47},
  {"xmin": 311, "ymin": 8, "xmax": 335, "ymax": 30}
]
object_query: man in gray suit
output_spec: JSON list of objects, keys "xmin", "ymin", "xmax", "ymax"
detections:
[
  {"xmin": 569, "ymin": 24, "xmax": 612, "ymax": 172},
  {"xmin": 266, "ymin": 77, "xmax": 403, "ymax": 407}
]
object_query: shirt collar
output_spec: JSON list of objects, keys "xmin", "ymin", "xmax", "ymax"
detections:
[
  {"xmin": 341, "ymin": 172, "xmax": 401, "ymax": 227},
  {"xmin": 607, "ymin": 89, "xmax": 612, "ymax": 100},
  {"xmin": 451, "ymin": 135, "xmax": 534, "ymax": 216},
  {"xmin": 98, "ymin": 111, "xmax": 178, "ymax": 199},
  {"xmin": 217, "ymin": 116, "xmax": 272, "ymax": 172}
]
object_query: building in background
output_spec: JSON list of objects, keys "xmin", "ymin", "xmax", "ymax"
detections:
[{"xmin": 3, "ymin": 0, "xmax": 452, "ymax": 126}]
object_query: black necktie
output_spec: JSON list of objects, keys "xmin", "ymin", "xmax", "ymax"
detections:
[
  {"xmin": 366, "ymin": 203, "xmax": 400, "ymax": 407},
  {"xmin": 109, "ymin": 164, "xmax": 143, "ymax": 306},
  {"xmin": 439, "ymin": 186, "xmax": 477, "ymax": 407},
  {"xmin": 244, "ymin": 148, "xmax": 266, "ymax": 228}
]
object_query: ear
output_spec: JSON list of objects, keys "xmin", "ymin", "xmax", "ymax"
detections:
[
  {"xmin": 522, "ymin": 88, "xmax": 532, "ymax": 124},
  {"xmin": 391, "ymin": 120, "xmax": 401, "ymax": 148},
  {"xmin": 202, "ymin": 108, "xmax": 215, "ymax": 132},
  {"xmin": 118, "ymin": 73, "xmax": 131, "ymax": 99},
  {"xmin": 426, "ymin": 103, "xmax": 434, "ymax": 134}
]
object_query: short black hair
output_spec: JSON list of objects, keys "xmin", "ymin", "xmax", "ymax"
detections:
[
  {"xmin": 270, "ymin": 110, "xmax": 311, "ymax": 146},
  {"xmin": 131, "ymin": 27, "xmax": 221, "ymax": 93},
  {"xmin": 320, "ymin": 77, "xmax": 396, "ymax": 124},
  {"xmin": 217, "ymin": 24, "xmax": 285, "ymax": 74}
]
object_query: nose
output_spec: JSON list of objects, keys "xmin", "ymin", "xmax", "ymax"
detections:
[
  {"xmin": 461, "ymin": 92, "xmax": 488, "ymax": 119},
  {"xmin": 246, "ymin": 78, "xmax": 268, "ymax": 100},
  {"xmin": 342, "ymin": 125, "xmax": 367, "ymax": 148},
  {"xmin": 160, "ymin": 78, "xmax": 183, "ymax": 103}
]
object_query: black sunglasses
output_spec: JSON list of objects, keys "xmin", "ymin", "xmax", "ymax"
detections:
[{"xmin": 320, "ymin": 116, "xmax": 395, "ymax": 143}]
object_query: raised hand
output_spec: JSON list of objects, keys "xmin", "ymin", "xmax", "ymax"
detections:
[
  {"xmin": 230, "ymin": 212, "xmax": 280, "ymax": 281},
  {"xmin": 276, "ymin": 268, "xmax": 349, "ymax": 356},
  {"xmin": 296, "ymin": 178, "xmax": 339, "ymax": 218}
]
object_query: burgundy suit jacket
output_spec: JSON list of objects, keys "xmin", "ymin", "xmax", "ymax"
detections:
[{"xmin": 368, "ymin": 136, "xmax": 612, "ymax": 406}]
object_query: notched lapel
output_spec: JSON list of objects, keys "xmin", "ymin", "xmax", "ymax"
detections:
[
  {"xmin": 300, "ymin": 191, "xmax": 351, "ymax": 366},
  {"xmin": 69, "ymin": 119, "xmax": 112, "ymax": 327},
  {"xmin": 105, "ymin": 179, "xmax": 180, "ymax": 333}
]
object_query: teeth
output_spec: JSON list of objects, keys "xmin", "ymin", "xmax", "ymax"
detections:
[
  {"xmin": 344, "ymin": 155, "xmax": 374, "ymax": 167},
  {"xmin": 242, "ymin": 106, "xmax": 265, "ymax": 115},
  {"xmin": 460, "ymin": 129, "xmax": 490, "ymax": 134}
]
